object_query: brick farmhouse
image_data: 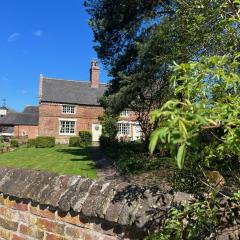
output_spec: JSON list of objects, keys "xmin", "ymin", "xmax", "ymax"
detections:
[{"xmin": 0, "ymin": 61, "xmax": 142, "ymax": 143}]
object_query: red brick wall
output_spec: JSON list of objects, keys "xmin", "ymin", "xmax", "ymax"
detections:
[
  {"xmin": 39, "ymin": 103, "xmax": 104, "ymax": 143},
  {"xmin": 13, "ymin": 125, "xmax": 39, "ymax": 139},
  {"xmin": 0, "ymin": 194, "xmax": 117, "ymax": 240}
]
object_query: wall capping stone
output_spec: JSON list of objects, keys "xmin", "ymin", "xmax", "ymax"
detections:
[{"xmin": 0, "ymin": 167, "xmax": 193, "ymax": 239}]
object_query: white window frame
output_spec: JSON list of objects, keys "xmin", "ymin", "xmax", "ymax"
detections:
[
  {"xmin": 59, "ymin": 118, "xmax": 77, "ymax": 135},
  {"xmin": 118, "ymin": 123, "xmax": 130, "ymax": 136},
  {"xmin": 62, "ymin": 105, "xmax": 76, "ymax": 114},
  {"xmin": 120, "ymin": 110, "xmax": 130, "ymax": 117}
]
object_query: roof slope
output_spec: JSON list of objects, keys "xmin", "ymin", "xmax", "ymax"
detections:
[
  {"xmin": 41, "ymin": 78, "xmax": 107, "ymax": 106},
  {"xmin": 0, "ymin": 107, "xmax": 39, "ymax": 126}
]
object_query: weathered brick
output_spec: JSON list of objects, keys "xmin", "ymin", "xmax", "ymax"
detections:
[
  {"xmin": 13, "ymin": 202, "xmax": 28, "ymax": 212},
  {"xmin": 55, "ymin": 211, "xmax": 84, "ymax": 227},
  {"xmin": 3, "ymin": 197, "xmax": 14, "ymax": 209},
  {"xmin": 65, "ymin": 226, "xmax": 83, "ymax": 238},
  {"xmin": 0, "ymin": 217, "xmax": 18, "ymax": 231},
  {"xmin": 36, "ymin": 218, "xmax": 65, "ymax": 235},
  {"xmin": 0, "ymin": 195, "xmax": 5, "ymax": 205},
  {"xmin": 30, "ymin": 205, "xmax": 55, "ymax": 219},
  {"xmin": 45, "ymin": 232, "xmax": 68, "ymax": 240},
  {"xmin": 19, "ymin": 224, "xmax": 44, "ymax": 239},
  {"xmin": 11, "ymin": 234, "xmax": 25, "ymax": 240},
  {"xmin": 0, "ymin": 227, "xmax": 11, "ymax": 239}
]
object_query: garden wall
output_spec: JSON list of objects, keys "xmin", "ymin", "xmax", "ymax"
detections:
[
  {"xmin": 0, "ymin": 168, "xmax": 238, "ymax": 240},
  {"xmin": 0, "ymin": 168, "xmax": 189, "ymax": 240}
]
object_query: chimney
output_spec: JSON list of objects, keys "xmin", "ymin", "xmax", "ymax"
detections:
[
  {"xmin": 39, "ymin": 74, "xmax": 44, "ymax": 101},
  {"xmin": 90, "ymin": 60, "xmax": 100, "ymax": 88}
]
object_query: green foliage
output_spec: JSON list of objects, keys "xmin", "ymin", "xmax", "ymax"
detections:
[
  {"xmin": 10, "ymin": 139, "xmax": 19, "ymax": 148},
  {"xmin": 0, "ymin": 136, "xmax": 3, "ymax": 143},
  {"xmin": 35, "ymin": 137, "xmax": 55, "ymax": 148},
  {"xmin": 27, "ymin": 139, "xmax": 36, "ymax": 148},
  {"xmin": 99, "ymin": 113, "xmax": 118, "ymax": 140},
  {"xmin": 146, "ymin": 199, "xmax": 218, "ymax": 240},
  {"xmin": 69, "ymin": 137, "xmax": 80, "ymax": 147},
  {"xmin": 232, "ymin": 191, "xmax": 240, "ymax": 202},
  {"xmin": 102, "ymin": 141, "xmax": 169, "ymax": 174},
  {"xmin": 79, "ymin": 131, "xmax": 92, "ymax": 146},
  {"xmin": 86, "ymin": 0, "xmax": 239, "ymax": 142},
  {"xmin": 150, "ymin": 54, "xmax": 240, "ymax": 169}
]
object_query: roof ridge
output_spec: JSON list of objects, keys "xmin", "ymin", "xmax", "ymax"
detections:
[{"xmin": 43, "ymin": 77, "xmax": 107, "ymax": 86}]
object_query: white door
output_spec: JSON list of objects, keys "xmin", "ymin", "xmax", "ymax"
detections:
[{"xmin": 92, "ymin": 124, "xmax": 102, "ymax": 142}]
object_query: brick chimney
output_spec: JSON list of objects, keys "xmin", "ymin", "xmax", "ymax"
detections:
[
  {"xmin": 90, "ymin": 60, "xmax": 100, "ymax": 88},
  {"xmin": 39, "ymin": 74, "xmax": 44, "ymax": 101}
]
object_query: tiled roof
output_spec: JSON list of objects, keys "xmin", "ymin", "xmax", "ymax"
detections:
[
  {"xmin": 41, "ymin": 78, "xmax": 107, "ymax": 106},
  {"xmin": 0, "ymin": 106, "xmax": 39, "ymax": 126}
]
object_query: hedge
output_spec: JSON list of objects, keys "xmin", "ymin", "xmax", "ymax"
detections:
[
  {"xmin": 10, "ymin": 139, "xmax": 19, "ymax": 148},
  {"xmin": 27, "ymin": 139, "xmax": 36, "ymax": 148},
  {"xmin": 35, "ymin": 136, "xmax": 55, "ymax": 148},
  {"xmin": 69, "ymin": 137, "xmax": 80, "ymax": 147},
  {"xmin": 79, "ymin": 131, "xmax": 92, "ymax": 146}
]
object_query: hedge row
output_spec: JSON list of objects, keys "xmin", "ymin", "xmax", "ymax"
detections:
[
  {"xmin": 69, "ymin": 131, "xmax": 92, "ymax": 147},
  {"xmin": 27, "ymin": 137, "xmax": 55, "ymax": 148}
]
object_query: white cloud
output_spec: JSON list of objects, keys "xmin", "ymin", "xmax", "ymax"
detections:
[
  {"xmin": 8, "ymin": 32, "xmax": 20, "ymax": 42},
  {"xmin": 20, "ymin": 90, "xmax": 27, "ymax": 95},
  {"xmin": 33, "ymin": 30, "xmax": 43, "ymax": 37}
]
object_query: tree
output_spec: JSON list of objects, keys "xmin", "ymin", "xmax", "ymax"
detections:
[
  {"xmin": 85, "ymin": 0, "xmax": 239, "ymax": 142},
  {"xmin": 150, "ymin": 2, "xmax": 240, "ymax": 168}
]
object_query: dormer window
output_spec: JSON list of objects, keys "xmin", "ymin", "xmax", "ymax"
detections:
[
  {"xmin": 62, "ymin": 105, "xmax": 75, "ymax": 114},
  {"xmin": 120, "ymin": 110, "xmax": 130, "ymax": 117}
]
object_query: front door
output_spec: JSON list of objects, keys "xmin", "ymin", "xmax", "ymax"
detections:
[{"xmin": 92, "ymin": 124, "xmax": 102, "ymax": 142}]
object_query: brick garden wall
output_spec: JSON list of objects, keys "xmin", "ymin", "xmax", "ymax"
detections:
[
  {"xmin": 0, "ymin": 168, "xmax": 181, "ymax": 240},
  {"xmin": 0, "ymin": 168, "xmax": 238, "ymax": 239}
]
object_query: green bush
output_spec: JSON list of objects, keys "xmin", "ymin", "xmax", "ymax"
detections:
[
  {"xmin": 27, "ymin": 139, "xmax": 36, "ymax": 148},
  {"xmin": 35, "ymin": 136, "xmax": 55, "ymax": 148},
  {"xmin": 79, "ymin": 131, "xmax": 92, "ymax": 146},
  {"xmin": 10, "ymin": 139, "xmax": 19, "ymax": 148},
  {"xmin": 69, "ymin": 137, "xmax": 80, "ymax": 147}
]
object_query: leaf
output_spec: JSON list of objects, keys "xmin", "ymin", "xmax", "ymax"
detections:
[
  {"xmin": 176, "ymin": 144, "xmax": 186, "ymax": 169},
  {"xmin": 149, "ymin": 129, "xmax": 160, "ymax": 154}
]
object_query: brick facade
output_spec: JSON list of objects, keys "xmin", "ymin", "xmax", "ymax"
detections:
[
  {"xmin": 13, "ymin": 125, "xmax": 39, "ymax": 139},
  {"xmin": 39, "ymin": 103, "xmax": 104, "ymax": 144}
]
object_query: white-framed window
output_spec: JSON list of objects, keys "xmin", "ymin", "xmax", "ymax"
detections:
[
  {"xmin": 118, "ymin": 123, "xmax": 130, "ymax": 135},
  {"xmin": 62, "ymin": 105, "xmax": 76, "ymax": 114},
  {"xmin": 59, "ymin": 119, "xmax": 76, "ymax": 135},
  {"xmin": 120, "ymin": 110, "xmax": 130, "ymax": 117}
]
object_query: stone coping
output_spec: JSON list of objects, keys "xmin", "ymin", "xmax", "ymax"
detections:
[{"xmin": 0, "ymin": 168, "xmax": 192, "ymax": 231}]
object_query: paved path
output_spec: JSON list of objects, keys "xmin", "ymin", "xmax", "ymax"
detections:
[{"xmin": 90, "ymin": 145, "xmax": 120, "ymax": 181}]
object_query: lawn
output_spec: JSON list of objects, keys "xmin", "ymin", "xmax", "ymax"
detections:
[{"xmin": 0, "ymin": 146, "xmax": 97, "ymax": 179}]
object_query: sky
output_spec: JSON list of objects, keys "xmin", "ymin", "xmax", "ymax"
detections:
[{"xmin": 0, "ymin": 0, "xmax": 110, "ymax": 111}]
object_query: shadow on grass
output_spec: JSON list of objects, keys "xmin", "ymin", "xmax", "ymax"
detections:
[{"xmin": 56, "ymin": 147, "xmax": 94, "ymax": 163}]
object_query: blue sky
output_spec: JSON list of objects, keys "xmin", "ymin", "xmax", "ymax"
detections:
[{"xmin": 0, "ymin": 0, "xmax": 109, "ymax": 111}]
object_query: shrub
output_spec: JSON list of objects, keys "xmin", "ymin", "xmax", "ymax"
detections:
[
  {"xmin": 69, "ymin": 137, "xmax": 80, "ymax": 147},
  {"xmin": 10, "ymin": 139, "xmax": 19, "ymax": 148},
  {"xmin": 35, "ymin": 136, "xmax": 55, "ymax": 148},
  {"xmin": 27, "ymin": 139, "xmax": 36, "ymax": 148},
  {"xmin": 99, "ymin": 113, "xmax": 118, "ymax": 140},
  {"xmin": 79, "ymin": 131, "xmax": 92, "ymax": 146}
]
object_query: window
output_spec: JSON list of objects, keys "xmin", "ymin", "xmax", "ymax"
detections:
[
  {"xmin": 60, "ymin": 121, "xmax": 76, "ymax": 135},
  {"xmin": 118, "ymin": 123, "xmax": 130, "ymax": 135},
  {"xmin": 62, "ymin": 105, "xmax": 75, "ymax": 114},
  {"xmin": 120, "ymin": 110, "xmax": 130, "ymax": 117}
]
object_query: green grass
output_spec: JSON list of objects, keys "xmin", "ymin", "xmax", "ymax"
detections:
[{"xmin": 0, "ymin": 146, "xmax": 96, "ymax": 179}]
